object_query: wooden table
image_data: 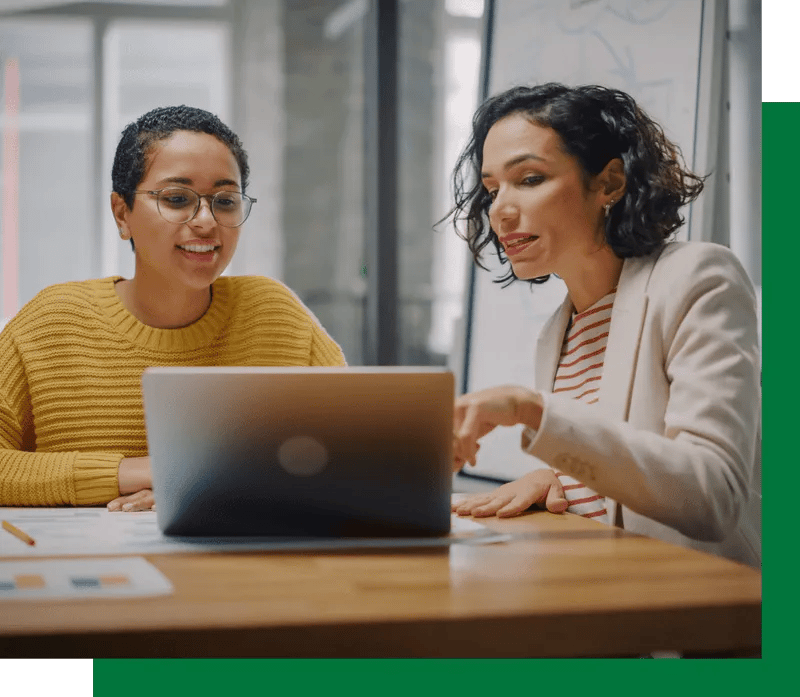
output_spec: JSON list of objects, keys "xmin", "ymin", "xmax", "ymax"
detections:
[{"xmin": 0, "ymin": 510, "xmax": 761, "ymax": 657}]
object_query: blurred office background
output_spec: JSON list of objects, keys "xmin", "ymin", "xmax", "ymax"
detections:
[
  {"xmin": 0, "ymin": 0, "xmax": 484, "ymax": 368},
  {"xmin": 0, "ymin": 0, "xmax": 760, "ymax": 423}
]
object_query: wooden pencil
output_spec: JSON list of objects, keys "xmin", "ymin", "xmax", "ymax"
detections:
[{"xmin": 2, "ymin": 520, "xmax": 36, "ymax": 546}]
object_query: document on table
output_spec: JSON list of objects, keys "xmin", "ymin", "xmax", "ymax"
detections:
[
  {"xmin": 0, "ymin": 557, "xmax": 173, "ymax": 600},
  {"xmin": 0, "ymin": 507, "xmax": 512, "ymax": 557}
]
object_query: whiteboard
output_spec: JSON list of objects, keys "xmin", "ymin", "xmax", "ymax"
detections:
[{"xmin": 460, "ymin": 0, "xmax": 722, "ymax": 481}]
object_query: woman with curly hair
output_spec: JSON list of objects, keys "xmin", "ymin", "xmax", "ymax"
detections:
[{"xmin": 450, "ymin": 83, "xmax": 760, "ymax": 566}]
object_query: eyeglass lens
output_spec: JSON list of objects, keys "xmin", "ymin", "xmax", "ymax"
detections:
[{"xmin": 156, "ymin": 187, "xmax": 252, "ymax": 227}]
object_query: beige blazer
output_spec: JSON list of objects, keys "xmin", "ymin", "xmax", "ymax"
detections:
[{"xmin": 526, "ymin": 241, "xmax": 761, "ymax": 566}]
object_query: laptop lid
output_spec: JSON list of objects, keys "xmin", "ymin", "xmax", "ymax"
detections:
[{"xmin": 142, "ymin": 367, "xmax": 454, "ymax": 537}]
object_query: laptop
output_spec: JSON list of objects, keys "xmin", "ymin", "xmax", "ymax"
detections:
[{"xmin": 141, "ymin": 366, "xmax": 454, "ymax": 538}]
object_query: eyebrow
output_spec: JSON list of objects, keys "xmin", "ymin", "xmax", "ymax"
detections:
[
  {"xmin": 481, "ymin": 153, "xmax": 545, "ymax": 179},
  {"xmin": 157, "ymin": 176, "xmax": 240, "ymax": 189}
]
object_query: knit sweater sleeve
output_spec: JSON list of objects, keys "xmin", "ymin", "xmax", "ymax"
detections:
[
  {"xmin": 248, "ymin": 276, "xmax": 346, "ymax": 366},
  {"xmin": 309, "ymin": 317, "xmax": 347, "ymax": 366},
  {"xmin": 0, "ymin": 314, "xmax": 123, "ymax": 507}
]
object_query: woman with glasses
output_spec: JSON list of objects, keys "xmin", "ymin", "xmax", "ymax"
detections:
[
  {"xmin": 0, "ymin": 105, "xmax": 345, "ymax": 512},
  {"xmin": 448, "ymin": 84, "xmax": 760, "ymax": 566}
]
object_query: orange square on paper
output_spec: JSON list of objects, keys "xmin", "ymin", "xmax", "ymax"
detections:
[
  {"xmin": 14, "ymin": 574, "xmax": 45, "ymax": 589},
  {"xmin": 100, "ymin": 575, "xmax": 129, "ymax": 586}
]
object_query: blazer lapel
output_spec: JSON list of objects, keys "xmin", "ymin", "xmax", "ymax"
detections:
[
  {"xmin": 598, "ymin": 254, "xmax": 656, "ymax": 527},
  {"xmin": 535, "ymin": 294, "xmax": 573, "ymax": 392},
  {"xmin": 597, "ymin": 254, "xmax": 654, "ymax": 421}
]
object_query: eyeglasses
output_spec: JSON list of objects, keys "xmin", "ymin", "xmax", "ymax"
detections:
[{"xmin": 133, "ymin": 186, "xmax": 257, "ymax": 228}]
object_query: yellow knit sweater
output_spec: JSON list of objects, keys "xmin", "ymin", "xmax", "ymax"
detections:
[{"xmin": 0, "ymin": 276, "xmax": 346, "ymax": 506}]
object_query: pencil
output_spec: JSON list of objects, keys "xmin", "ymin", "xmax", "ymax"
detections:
[{"xmin": 2, "ymin": 520, "xmax": 36, "ymax": 546}]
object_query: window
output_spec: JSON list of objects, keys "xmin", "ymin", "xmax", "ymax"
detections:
[
  {"xmin": 0, "ymin": 0, "xmax": 484, "ymax": 368},
  {"xmin": 1, "ymin": 18, "xmax": 93, "ymax": 321}
]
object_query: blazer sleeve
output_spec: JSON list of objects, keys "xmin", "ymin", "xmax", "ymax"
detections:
[{"xmin": 526, "ymin": 246, "xmax": 760, "ymax": 542}]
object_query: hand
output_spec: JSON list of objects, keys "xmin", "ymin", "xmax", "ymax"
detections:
[
  {"xmin": 107, "ymin": 488, "xmax": 155, "ymax": 512},
  {"xmin": 453, "ymin": 442, "xmax": 480, "ymax": 473},
  {"xmin": 453, "ymin": 385, "xmax": 544, "ymax": 468},
  {"xmin": 452, "ymin": 469, "xmax": 568, "ymax": 518}
]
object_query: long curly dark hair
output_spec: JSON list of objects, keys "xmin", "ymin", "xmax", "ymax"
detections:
[{"xmin": 448, "ymin": 83, "xmax": 706, "ymax": 285}]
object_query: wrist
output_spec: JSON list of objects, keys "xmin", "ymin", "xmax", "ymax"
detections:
[
  {"xmin": 515, "ymin": 389, "xmax": 544, "ymax": 431},
  {"xmin": 118, "ymin": 457, "xmax": 152, "ymax": 494}
]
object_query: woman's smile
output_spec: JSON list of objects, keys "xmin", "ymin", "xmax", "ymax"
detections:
[{"xmin": 176, "ymin": 239, "xmax": 222, "ymax": 263}]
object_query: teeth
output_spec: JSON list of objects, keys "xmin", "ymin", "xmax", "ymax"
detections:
[
  {"xmin": 179, "ymin": 244, "xmax": 217, "ymax": 253},
  {"xmin": 507, "ymin": 236, "xmax": 537, "ymax": 248}
]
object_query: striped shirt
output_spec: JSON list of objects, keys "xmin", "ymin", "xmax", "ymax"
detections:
[{"xmin": 552, "ymin": 290, "xmax": 616, "ymax": 521}]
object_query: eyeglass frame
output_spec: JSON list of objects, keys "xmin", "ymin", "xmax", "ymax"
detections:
[{"xmin": 132, "ymin": 186, "xmax": 258, "ymax": 228}]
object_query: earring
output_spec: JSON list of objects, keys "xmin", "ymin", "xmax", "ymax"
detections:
[
  {"xmin": 604, "ymin": 200, "xmax": 615, "ymax": 219},
  {"xmin": 118, "ymin": 228, "xmax": 127, "ymax": 239}
]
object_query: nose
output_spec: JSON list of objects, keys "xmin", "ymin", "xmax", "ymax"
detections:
[
  {"xmin": 489, "ymin": 188, "xmax": 519, "ymax": 231},
  {"xmin": 188, "ymin": 196, "xmax": 216, "ymax": 230}
]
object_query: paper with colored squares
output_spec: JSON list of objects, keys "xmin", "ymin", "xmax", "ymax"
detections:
[{"xmin": 0, "ymin": 557, "xmax": 172, "ymax": 600}]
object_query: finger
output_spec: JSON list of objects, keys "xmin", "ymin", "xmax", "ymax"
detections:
[
  {"xmin": 466, "ymin": 442, "xmax": 481, "ymax": 468},
  {"xmin": 454, "ymin": 437, "xmax": 478, "ymax": 468},
  {"xmin": 496, "ymin": 495, "xmax": 537, "ymax": 517},
  {"xmin": 109, "ymin": 490, "xmax": 146, "ymax": 511},
  {"xmin": 123, "ymin": 497, "xmax": 153, "ymax": 512},
  {"xmin": 452, "ymin": 441, "xmax": 471, "ymax": 471},
  {"xmin": 457, "ymin": 405, "xmax": 482, "ymax": 444},
  {"xmin": 453, "ymin": 494, "xmax": 493, "ymax": 515},
  {"xmin": 451, "ymin": 494, "xmax": 468, "ymax": 511},
  {"xmin": 471, "ymin": 440, "xmax": 484, "ymax": 465},
  {"xmin": 452, "ymin": 493, "xmax": 475, "ymax": 511},
  {"xmin": 495, "ymin": 484, "xmax": 547, "ymax": 517},
  {"xmin": 545, "ymin": 479, "xmax": 569, "ymax": 514},
  {"xmin": 471, "ymin": 493, "xmax": 515, "ymax": 518},
  {"xmin": 108, "ymin": 493, "xmax": 144, "ymax": 512},
  {"xmin": 458, "ymin": 412, "xmax": 497, "ymax": 445},
  {"xmin": 452, "ymin": 401, "xmax": 467, "ymax": 431},
  {"xmin": 121, "ymin": 490, "xmax": 154, "ymax": 512},
  {"xmin": 107, "ymin": 497, "xmax": 124, "ymax": 512},
  {"xmin": 122, "ymin": 500, "xmax": 151, "ymax": 512},
  {"xmin": 453, "ymin": 493, "xmax": 490, "ymax": 511}
]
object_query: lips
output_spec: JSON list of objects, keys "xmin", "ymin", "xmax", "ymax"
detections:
[{"xmin": 501, "ymin": 234, "xmax": 539, "ymax": 256}]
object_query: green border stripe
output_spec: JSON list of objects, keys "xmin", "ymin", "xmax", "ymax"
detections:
[
  {"xmin": 94, "ymin": 657, "xmax": 769, "ymax": 696},
  {"xmin": 762, "ymin": 101, "xmax": 791, "ymax": 667}
]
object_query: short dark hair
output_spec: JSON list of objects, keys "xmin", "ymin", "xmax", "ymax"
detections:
[
  {"xmin": 448, "ymin": 83, "xmax": 706, "ymax": 285},
  {"xmin": 111, "ymin": 106, "xmax": 249, "ymax": 248}
]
